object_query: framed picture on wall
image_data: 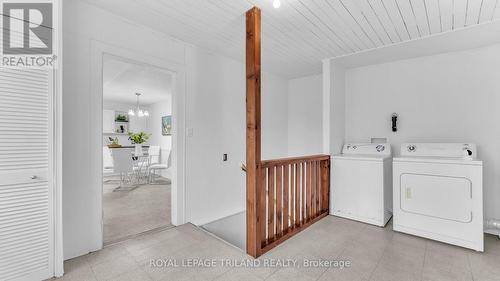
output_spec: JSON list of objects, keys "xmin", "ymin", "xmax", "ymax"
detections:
[{"xmin": 162, "ymin": 115, "xmax": 172, "ymax": 136}]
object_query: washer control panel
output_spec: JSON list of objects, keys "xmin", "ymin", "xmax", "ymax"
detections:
[{"xmin": 342, "ymin": 143, "xmax": 392, "ymax": 156}]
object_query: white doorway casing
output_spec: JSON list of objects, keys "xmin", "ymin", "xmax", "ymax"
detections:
[{"xmin": 90, "ymin": 41, "xmax": 187, "ymax": 249}]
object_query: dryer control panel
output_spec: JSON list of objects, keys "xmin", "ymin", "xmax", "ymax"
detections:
[{"xmin": 400, "ymin": 143, "xmax": 477, "ymax": 159}]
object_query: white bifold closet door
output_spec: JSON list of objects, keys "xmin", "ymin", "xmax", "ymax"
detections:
[{"xmin": 0, "ymin": 68, "xmax": 54, "ymax": 281}]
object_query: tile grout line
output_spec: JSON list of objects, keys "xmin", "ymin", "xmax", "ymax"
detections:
[
  {"xmin": 467, "ymin": 251, "xmax": 476, "ymax": 281},
  {"xmin": 419, "ymin": 242, "xmax": 428, "ymax": 281},
  {"xmin": 314, "ymin": 223, "xmax": 368, "ymax": 281},
  {"xmin": 365, "ymin": 238, "xmax": 390, "ymax": 281},
  {"xmin": 136, "ymin": 239, "xmax": 206, "ymax": 281},
  {"xmin": 123, "ymin": 225, "xmax": 210, "ymax": 281}
]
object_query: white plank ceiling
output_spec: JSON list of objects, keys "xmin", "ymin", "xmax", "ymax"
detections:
[{"xmin": 82, "ymin": 0, "xmax": 500, "ymax": 78}]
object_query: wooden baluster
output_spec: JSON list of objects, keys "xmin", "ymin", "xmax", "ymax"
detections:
[
  {"xmin": 300, "ymin": 162, "xmax": 307, "ymax": 224},
  {"xmin": 260, "ymin": 167, "xmax": 268, "ymax": 246},
  {"xmin": 313, "ymin": 161, "xmax": 317, "ymax": 216},
  {"xmin": 295, "ymin": 163, "xmax": 299, "ymax": 227},
  {"xmin": 320, "ymin": 160, "xmax": 324, "ymax": 213},
  {"xmin": 314, "ymin": 161, "xmax": 321, "ymax": 214},
  {"xmin": 307, "ymin": 161, "xmax": 313, "ymax": 221},
  {"xmin": 276, "ymin": 165, "xmax": 283, "ymax": 237},
  {"xmin": 268, "ymin": 166, "xmax": 275, "ymax": 241},
  {"xmin": 311, "ymin": 161, "xmax": 317, "ymax": 217},
  {"xmin": 316, "ymin": 161, "xmax": 320, "ymax": 216},
  {"xmin": 323, "ymin": 159, "xmax": 330, "ymax": 213},
  {"xmin": 289, "ymin": 164, "xmax": 294, "ymax": 229},
  {"xmin": 316, "ymin": 160, "xmax": 320, "ymax": 216},
  {"xmin": 322, "ymin": 160, "xmax": 327, "ymax": 213},
  {"xmin": 283, "ymin": 164, "xmax": 289, "ymax": 233}
]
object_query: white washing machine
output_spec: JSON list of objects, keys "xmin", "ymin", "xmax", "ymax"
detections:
[
  {"xmin": 331, "ymin": 143, "xmax": 393, "ymax": 227},
  {"xmin": 393, "ymin": 143, "xmax": 483, "ymax": 251}
]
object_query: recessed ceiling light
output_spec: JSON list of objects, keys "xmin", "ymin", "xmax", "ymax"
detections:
[{"xmin": 273, "ymin": 0, "xmax": 281, "ymax": 9}]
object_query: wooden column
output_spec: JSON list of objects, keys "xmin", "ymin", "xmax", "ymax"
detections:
[{"xmin": 246, "ymin": 6, "xmax": 262, "ymax": 258}]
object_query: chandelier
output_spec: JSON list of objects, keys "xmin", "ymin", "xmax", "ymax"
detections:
[{"xmin": 128, "ymin": 93, "xmax": 149, "ymax": 117}]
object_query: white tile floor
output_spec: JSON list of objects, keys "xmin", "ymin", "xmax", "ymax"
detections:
[{"xmin": 54, "ymin": 216, "xmax": 500, "ymax": 281}]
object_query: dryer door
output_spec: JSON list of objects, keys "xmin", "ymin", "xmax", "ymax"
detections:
[{"xmin": 400, "ymin": 174, "xmax": 472, "ymax": 223}]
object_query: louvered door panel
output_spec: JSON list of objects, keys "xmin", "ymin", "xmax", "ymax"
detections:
[
  {"xmin": 0, "ymin": 67, "xmax": 53, "ymax": 281},
  {"xmin": 0, "ymin": 69, "xmax": 49, "ymax": 172}
]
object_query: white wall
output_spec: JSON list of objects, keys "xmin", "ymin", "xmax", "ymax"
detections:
[
  {"xmin": 344, "ymin": 44, "xmax": 500, "ymax": 225},
  {"xmin": 263, "ymin": 72, "xmax": 289, "ymax": 159},
  {"xmin": 63, "ymin": 0, "xmax": 185, "ymax": 259},
  {"xmin": 287, "ymin": 74, "xmax": 323, "ymax": 156},
  {"xmin": 185, "ymin": 46, "xmax": 289, "ymax": 225},
  {"xmin": 148, "ymin": 99, "xmax": 172, "ymax": 177},
  {"xmin": 63, "ymin": 0, "xmax": 288, "ymax": 259},
  {"xmin": 329, "ymin": 63, "xmax": 346, "ymax": 155}
]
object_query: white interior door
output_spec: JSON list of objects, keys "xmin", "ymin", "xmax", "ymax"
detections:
[{"xmin": 0, "ymin": 68, "xmax": 54, "ymax": 281}]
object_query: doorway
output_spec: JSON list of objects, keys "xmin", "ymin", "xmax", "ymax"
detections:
[{"xmin": 101, "ymin": 54, "xmax": 174, "ymax": 244}]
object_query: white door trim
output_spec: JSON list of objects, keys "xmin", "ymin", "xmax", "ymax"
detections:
[
  {"xmin": 54, "ymin": 0, "xmax": 64, "ymax": 277},
  {"xmin": 90, "ymin": 40, "xmax": 187, "ymax": 248}
]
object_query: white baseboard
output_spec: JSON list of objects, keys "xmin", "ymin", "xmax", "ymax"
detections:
[{"xmin": 485, "ymin": 229, "xmax": 500, "ymax": 237}]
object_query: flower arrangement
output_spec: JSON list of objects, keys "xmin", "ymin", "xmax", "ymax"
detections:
[{"xmin": 128, "ymin": 131, "xmax": 150, "ymax": 144}]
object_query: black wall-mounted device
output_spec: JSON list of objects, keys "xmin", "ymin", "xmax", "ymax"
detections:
[
  {"xmin": 392, "ymin": 113, "xmax": 398, "ymax": 132},
  {"xmin": 223, "ymin": 154, "xmax": 228, "ymax": 161}
]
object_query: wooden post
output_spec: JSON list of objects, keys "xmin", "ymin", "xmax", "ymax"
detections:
[{"xmin": 246, "ymin": 6, "xmax": 262, "ymax": 258}]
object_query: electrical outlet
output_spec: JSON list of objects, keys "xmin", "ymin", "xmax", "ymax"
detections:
[{"xmin": 223, "ymin": 154, "xmax": 228, "ymax": 161}]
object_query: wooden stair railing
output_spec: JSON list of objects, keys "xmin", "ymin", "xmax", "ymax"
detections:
[
  {"xmin": 245, "ymin": 7, "xmax": 331, "ymax": 257},
  {"xmin": 257, "ymin": 155, "xmax": 330, "ymax": 255}
]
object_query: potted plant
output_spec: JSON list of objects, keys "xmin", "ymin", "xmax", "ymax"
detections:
[
  {"xmin": 115, "ymin": 114, "xmax": 128, "ymax": 122},
  {"xmin": 128, "ymin": 131, "xmax": 150, "ymax": 156},
  {"xmin": 107, "ymin": 137, "xmax": 121, "ymax": 148}
]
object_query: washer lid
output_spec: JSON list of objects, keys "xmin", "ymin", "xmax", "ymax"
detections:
[{"xmin": 332, "ymin": 154, "xmax": 391, "ymax": 162}]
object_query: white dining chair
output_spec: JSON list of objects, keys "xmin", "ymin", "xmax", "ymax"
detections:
[
  {"xmin": 148, "ymin": 146, "xmax": 161, "ymax": 165},
  {"xmin": 111, "ymin": 148, "xmax": 137, "ymax": 190},
  {"xmin": 103, "ymin": 146, "xmax": 114, "ymax": 174},
  {"xmin": 148, "ymin": 148, "xmax": 171, "ymax": 184}
]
